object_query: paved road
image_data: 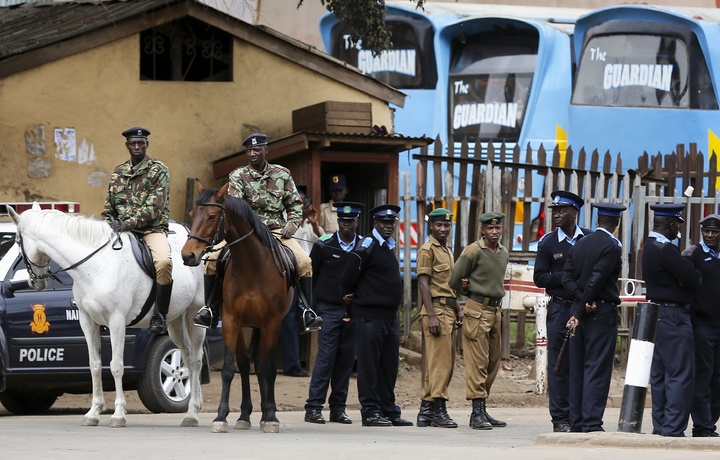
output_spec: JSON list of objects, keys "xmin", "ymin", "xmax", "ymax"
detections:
[{"xmin": 1, "ymin": 407, "xmax": 719, "ymax": 459}]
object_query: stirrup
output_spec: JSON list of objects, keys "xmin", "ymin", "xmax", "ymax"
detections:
[
  {"xmin": 302, "ymin": 308, "xmax": 323, "ymax": 333},
  {"xmin": 193, "ymin": 306, "xmax": 213, "ymax": 329}
]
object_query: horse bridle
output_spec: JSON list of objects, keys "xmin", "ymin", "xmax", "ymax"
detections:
[
  {"xmin": 16, "ymin": 231, "xmax": 111, "ymax": 283},
  {"xmin": 186, "ymin": 201, "xmax": 255, "ymax": 255}
]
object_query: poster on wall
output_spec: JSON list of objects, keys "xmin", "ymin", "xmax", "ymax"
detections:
[{"xmin": 54, "ymin": 128, "xmax": 77, "ymax": 162}]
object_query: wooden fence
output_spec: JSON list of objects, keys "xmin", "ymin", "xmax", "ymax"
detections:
[{"xmin": 400, "ymin": 136, "xmax": 720, "ymax": 355}]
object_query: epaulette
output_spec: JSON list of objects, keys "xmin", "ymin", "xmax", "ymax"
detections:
[
  {"xmin": 358, "ymin": 236, "xmax": 374, "ymax": 250},
  {"xmin": 538, "ymin": 233, "xmax": 550, "ymax": 243},
  {"xmin": 319, "ymin": 233, "xmax": 332, "ymax": 241}
]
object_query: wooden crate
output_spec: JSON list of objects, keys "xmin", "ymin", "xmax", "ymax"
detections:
[{"xmin": 292, "ymin": 101, "xmax": 372, "ymax": 134}]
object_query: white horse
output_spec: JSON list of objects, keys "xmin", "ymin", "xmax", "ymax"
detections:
[{"xmin": 8, "ymin": 205, "xmax": 206, "ymax": 428}]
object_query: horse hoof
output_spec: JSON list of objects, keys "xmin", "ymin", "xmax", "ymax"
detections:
[
  {"xmin": 260, "ymin": 421, "xmax": 280, "ymax": 433},
  {"xmin": 181, "ymin": 417, "xmax": 199, "ymax": 427},
  {"xmin": 211, "ymin": 421, "xmax": 229, "ymax": 433},
  {"xmin": 81, "ymin": 417, "xmax": 99, "ymax": 427},
  {"xmin": 234, "ymin": 420, "xmax": 251, "ymax": 430},
  {"xmin": 109, "ymin": 417, "xmax": 126, "ymax": 428}
]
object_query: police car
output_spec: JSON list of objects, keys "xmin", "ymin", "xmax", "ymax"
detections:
[{"xmin": 0, "ymin": 204, "xmax": 223, "ymax": 415}]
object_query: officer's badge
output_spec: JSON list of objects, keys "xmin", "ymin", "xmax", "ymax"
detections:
[
  {"xmin": 30, "ymin": 304, "xmax": 50, "ymax": 334},
  {"xmin": 332, "ymin": 176, "xmax": 339, "ymax": 183},
  {"xmin": 343, "ymin": 205, "xmax": 352, "ymax": 213}
]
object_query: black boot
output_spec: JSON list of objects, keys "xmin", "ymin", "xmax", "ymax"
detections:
[
  {"xmin": 194, "ymin": 274, "xmax": 222, "ymax": 329},
  {"xmin": 416, "ymin": 400, "xmax": 433, "ymax": 427},
  {"xmin": 298, "ymin": 277, "xmax": 322, "ymax": 332},
  {"xmin": 149, "ymin": 281, "xmax": 172, "ymax": 335},
  {"xmin": 431, "ymin": 398, "xmax": 458, "ymax": 428},
  {"xmin": 482, "ymin": 399, "xmax": 506, "ymax": 427},
  {"xmin": 469, "ymin": 398, "xmax": 492, "ymax": 430}
]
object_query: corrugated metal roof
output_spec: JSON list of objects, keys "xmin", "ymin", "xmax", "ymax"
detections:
[{"xmin": 0, "ymin": 0, "xmax": 184, "ymax": 60}]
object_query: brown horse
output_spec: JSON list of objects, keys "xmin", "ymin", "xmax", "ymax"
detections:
[{"xmin": 181, "ymin": 181, "xmax": 292, "ymax": 433}]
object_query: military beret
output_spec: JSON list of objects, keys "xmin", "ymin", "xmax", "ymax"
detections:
[
  {"xmin": 479, "ymin": 212, "xmax": 505, "ymax": 224},
  {"xmin": 593, "ymin": 202, "xmax": 627, "ymax": 218},
  {"xmin": 549, "ymin": 190, "xmax": 583, "ymax": 210},
  {"xmin": 428, "ymin": 208, "xmax": 453, "ymax": 222},
  {"xmin": 242, "ymin": 133, "xmax": 268, "ymax": 148},
  {"xmin": 370, "ymin": 204, "xmax": 401, "ymax": 220},
  {"xmin": 122, "ymin": 127, "xmax": 150, "ymax": 139},
  {"xmin": 329, "ymin": 174, "xmax": 347, "ymax": 191},
  {"xmin": 650, "ymin": 203, "xmax": 685, "ymax": 222},
  {"xmin": 700, "ymin": 214, "xmax": 720, "ymax": 228},
  {"xmin": 334, "ymin": 201, "xmax": 364, "ymax": 219}
]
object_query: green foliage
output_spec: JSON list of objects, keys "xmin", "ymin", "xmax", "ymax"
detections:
[{"xmin": 297, "ymin": 0, "xmax": 425, "ymax": 55}]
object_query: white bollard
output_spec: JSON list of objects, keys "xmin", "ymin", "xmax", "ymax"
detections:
[{"xmin": 534, "ymin": 295, "xmax": 549, "ymax": 395}]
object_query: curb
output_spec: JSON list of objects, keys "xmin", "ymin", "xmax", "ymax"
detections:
[{"xmin": 536, "ymin": 432, "xmax": 720, "ymax": 451}]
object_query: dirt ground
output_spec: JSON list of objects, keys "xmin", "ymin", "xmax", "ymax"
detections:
[{"xmin": 40, "ymin": 335, "xmax": 628, "ymax": 416}]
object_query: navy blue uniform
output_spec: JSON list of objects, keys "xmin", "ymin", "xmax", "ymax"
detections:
[
  {"xmin": 683, "ymin": 243, "xmax": 720, "ymax": 437},
  {"xmin": 304, "ymin": 232, "xmax": 361, "ymax": 415},
  {"xmin": 341, "ymin": 231, "xmax": 403, "ymax": 421},
  {"xmin": 643, "ymin": 235, "xmax": 701, "ymax": 437},
  {"xmin": 534, "ymin": 226, "xmax": 591, "ymax": 429},
  {"xmin": 561, "ymin": 228, "xmax": 622, "ymax": 432}
]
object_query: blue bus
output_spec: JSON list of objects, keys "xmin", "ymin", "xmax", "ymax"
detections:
[
  {"xmin": 320, "ymin": 2, "xmax": 588, "ymax": 249},
  {"xmin": 569, "ymin": 5, "xmax": 720, "ymax": 169}
]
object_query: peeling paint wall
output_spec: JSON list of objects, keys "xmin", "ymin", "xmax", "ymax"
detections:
[{"xmin": 0, "ymin": 33, "xmax": 394, "ymax": 219}]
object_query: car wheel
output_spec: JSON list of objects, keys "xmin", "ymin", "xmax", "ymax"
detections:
[
  {"xmin": 0, "ymin": 390, "xmax": 57, "ymax": 415},
  {"xmin": 136, "ymin": 336, "xmax": 191, "ymax": 414}
]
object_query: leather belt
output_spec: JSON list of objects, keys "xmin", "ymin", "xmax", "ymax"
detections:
[
  {"xmin": 656, "ymin": 301, "xmax": 689, "ymax": 309},
  {"xmin": 469, "ymin": 293, "xmax": 503, "ymax": 307},
  {"xmin": 596, "ymin": 298, "xmax": 619, "ymax": 307},
  {"xmin": 551, "ymin": 295, "xmax": 573, "ymax": 307},
  {"xmin": 431, "ymin": 297, "xmax": 457, "ymax": 307}
]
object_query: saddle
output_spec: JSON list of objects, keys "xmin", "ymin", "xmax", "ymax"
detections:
[{"xmin": 267, "ymin": 230, "xmax": 299, "ymax": 291}]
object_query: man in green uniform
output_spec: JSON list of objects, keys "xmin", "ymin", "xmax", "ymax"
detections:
[
  {"xmin": 194, "ymin": 133, "xmax": 321, "ymax": 330},
  {"xmin": 449, "ymin": 211, "xmax": 509, "ymax": 430},
  {"xmin": 416, "ymin": 208, "xmax": 462, "ymax": 428},
  {"xmin": 101, "ymin": 126, "xmax": 172, "ymax": 334}
]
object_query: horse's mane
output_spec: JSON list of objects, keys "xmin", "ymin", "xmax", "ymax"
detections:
[
  {"xmin": 18, "ymin": 209, "xmax": 113, "ymax": 247},
  {"xmin": 196, "ymin": 189, "xmax": 274, "ymax": 248}
]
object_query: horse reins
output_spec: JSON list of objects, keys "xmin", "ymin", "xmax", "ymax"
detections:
[{"xmin": 16, "ymin": 232, "xmax": 112, "ymax": 283}]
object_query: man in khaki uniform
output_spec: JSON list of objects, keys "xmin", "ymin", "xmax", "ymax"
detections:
[
  {"xmin": 449, "ymin": 211, "xmax": 509, "ymax": 430},
  {"xmin": 416, "ymin": 208, "xmax": 463, "ymax": 428},
  {"xmin": 318, "ymin": 174, "xmax": 348, "ymax": 233}
]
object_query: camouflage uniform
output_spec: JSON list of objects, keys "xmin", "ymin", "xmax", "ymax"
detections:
[
  {"xmin": 101, "ymin": 155, "xmax": 172, "ymax": 284},
  {"xmin": 228, "ymin": 162, "xmax": 311, "ymax": 277}
]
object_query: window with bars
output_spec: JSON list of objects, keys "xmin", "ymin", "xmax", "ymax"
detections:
[{"xmin": 140, "ymin": 17, "xmax": 232, "ymax": 82}]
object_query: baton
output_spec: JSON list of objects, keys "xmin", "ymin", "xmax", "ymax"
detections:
[{"xmin": 553, "ymin": 324, "xmax": 575, "ymax": 374}]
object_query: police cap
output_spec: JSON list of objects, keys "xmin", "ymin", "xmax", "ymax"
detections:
[
  {"xmin": 700, "ymin": 213, "xmax": 720, "ymax": 229},
  {"xmin": 479, "ymin": 212, "xmax": 505, "ymax": 225},
  {"xmin": 549, "ymin": 190, "xmax": 583, "ymax": 210},
  {"xmin": 122, "ymin": 127, "xmax": 150, "ymax": 139},
  {"xmin": 334, "ymin": 201, "xmax": 363, "ymax": 219},
  {"xmin": 428, "ymin": 208, "xmax": 453, "ymax": 222},
  {"xmin": 242, "ymin": 133, "xmax": 268, "ymax": 148},
  {"xmin": 370, "ymin": 204, "xmax": 401, "ymax": 221},
  {"xmin": 593, "ymin": 202, "xmax": 627, "ymax": 218},
  {"xmin": 650, "ymin": 203, "xmax": 685, "ymax": 223},
  {"xmin": 329, "ymin": 174, "xmax": 347, "ymax": 191}
]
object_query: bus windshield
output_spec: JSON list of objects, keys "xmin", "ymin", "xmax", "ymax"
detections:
[
  {"xmin": 449, "ymin": 32, "xmax": 538, "ymax": 142},
  {"xmin": 329, "ymin": 18, "xmax": 437, "ymax": 90},
  {"xmin": 573, "ymin": 34, "xmax": 692, "ymax": 108}
]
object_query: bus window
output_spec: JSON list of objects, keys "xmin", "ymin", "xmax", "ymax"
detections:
[
  {"xmin": 329, "ymin": 18, "xmax": 437, "ymax": 90},
  {"xmin": 449, "ymin": 31, "xmax": 539, "ymax": 143},
  {"xmin": 573, "ymin": 27, "xmax": 716, "ymax": 110}
]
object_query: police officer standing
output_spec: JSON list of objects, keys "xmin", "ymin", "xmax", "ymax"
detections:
[
  {"xmin": 340, "ymin": 204, "xmax": 413, "ymax": 427},
  {"xmin": 449, "ymin": 211, "xmax": 509, "ymax": 431},
  {"xmin": 562, "ymin": 202, "xmax": 626, "ymax": 432},
  {"xmin": 416, "ymin": 208, "xmax": 462, "ymax": 428},
  {"xmin": 101, "ymin": 127, "xmax": 172, "ymax": 334},
  {"xmin": 643, "ymin": 203, "xmax": 702, "ymax": 437},
  {"xmin": 683, "ymin": 214, "xmax": 720, "ymax": 437},
  {"xmin": 534, "ymin": 191, "xmax": 590, "ymax": 433},
  {"xmin": 304, "ymin": 202, "xmax": 364, "ymax": 425}
]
